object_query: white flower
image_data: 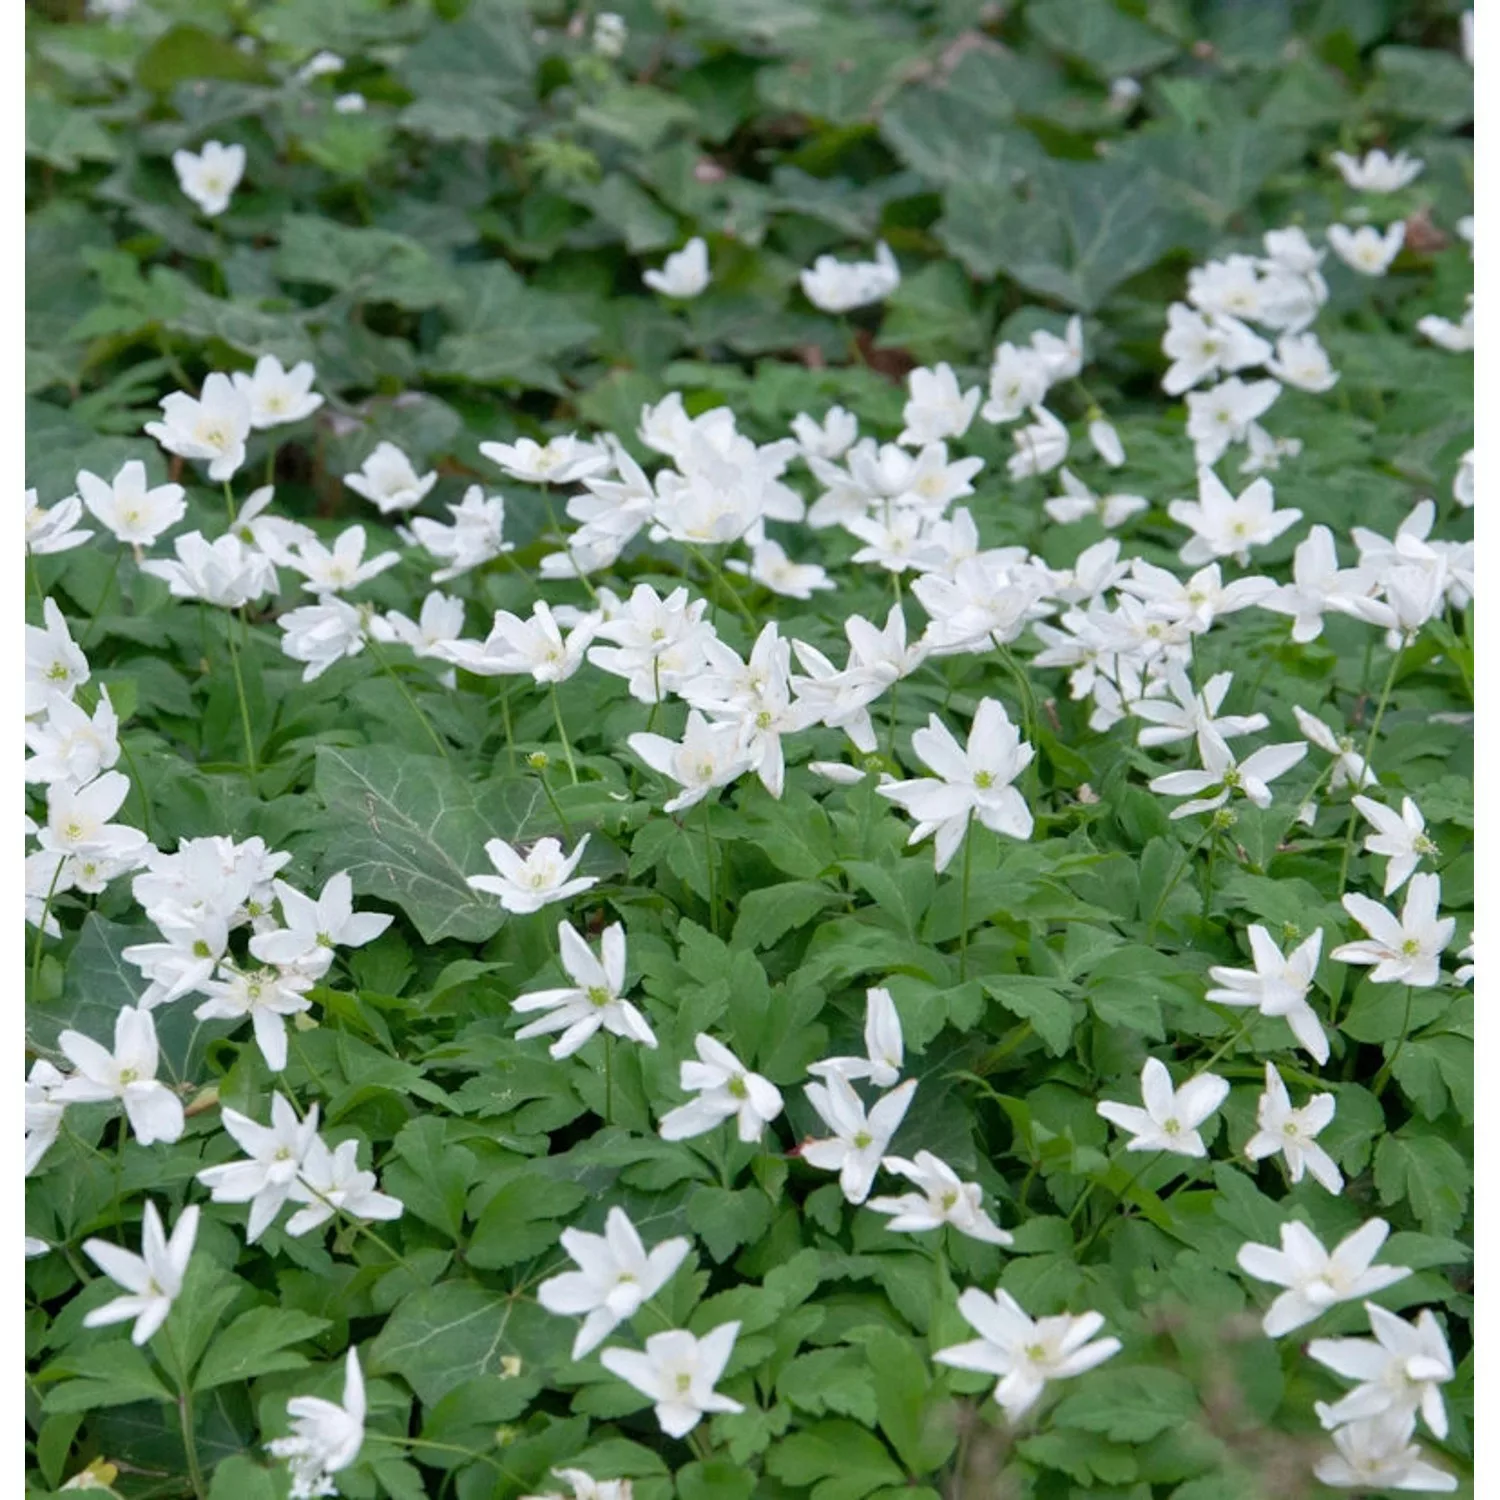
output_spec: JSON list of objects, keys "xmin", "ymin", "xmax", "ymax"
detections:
[
  {"xmin": 1161, "ymin": 303, "xmax": 1272, "ymax": 396},
  {"xmin": 593, "ymin": 11, "xmax": 628, "ymax": 57},
  {"xmin": 1007, "ymin": 406, "xmax": 1069, "ymax": 480},
  {"xmin": 250, "ymin": 872, "xmax": 392, "ymax": 980},
  {"xmin": 658, "ymin": 1034, "xmax": 784, "ymax": 1144},
  {"xmin": 278, "ymin": 598, "xmax": 368, "ymax": 682},
  {"xmin": 1132, "ymin": 667, "xmax": 1268, "ymax": 763},
  {"xmin": 1087, "ymin": 417, "xmax": 1125, "ymax": 468},
  {"xmin": 40, "ymin": 767, "xmax": 144, "ymax": 861},
  {"xmin": 120, "ymin": 905, "xmax": 229, "ymax": 1008},
  {"xmin": 524, "ymin": 1471, "xmax": 633, "ymax": 1500},
  {"xmin": 588, "ymin": 584, "xmax": 714, "ymax": 703},
  {"xmin": 172, "ymin": 140, "xmax": 246, "ymax": 217},
  {"xmin": 1454, "ymin": 932, "xmax": 1473, "ymax": 986},
  {"xmin": 285, "ymin": 1137, "xmax": 404, "ymax": 1238},
  {"xmin": 145, "ymin": 373, "xmax": 253, "ymax": 482},
  {"xmin": 73, "ymin": 461, "xmax": 186, "ymax": 547},
  {"xmin": 877, "ymin": 699, "xmax": 1034, "ymax": 872},
  {"xmin": 1292, "ymin": 705, "xmax": 1376, "ymax": 793},
  {"xmin": 1168, "ymin": 466, "xmax": 1301, "ymax": 567},
  {"xmin": 1236, "ymin": 1219, "xmax": 1410, "ymax": 1337},
  {"xmin": 333, "ymin": 92, "xmax": 365, "ymax": 113},
  {"xmin": 26, "ymin": 488, "xmax": 93, "ymax": 555},
  {"xmin": 1351, "ymin": 796, "xmax": 1436, "ymax": 896},
  {"xmin": 440, "ymin": 600, "xmax": 594, "ymax": 683},
  {"xmin": 1149, "ymin": 733, "xmax": 1309, "ymax": 820},
  {"xmin": 1266, "ymin": 331, "xmax": 1339, "ymax": 393},
  {"xmin": 343, "ymin": 441, "xmax": 437, "ymax": 515},
  {"xmin": 25, "ymin": 690, "xmax": 120, "ymax": 788},
  {"xmin": 1097, "ymin": 1057, "xmax": 1228, "ymax": 1156},
  {"xmin": 268, "ymin": 1348, "xmax": 366, "ymax": 1500},
  {"xmin": 933, "ymin": 1287, "xmax": 1120, "ymax": 1419},
  {"xmin": 231, "ymin": 356, "xmax": 323, "ymax": 430},
  {"xmin": 82, "ymin": 1202, "xmax": 198, "ymax": 1346},
  {"xmin": 140, "ymin": 530, "xmax": 277, "ymax": 608},
  {"xmin": 725, "ymin": 539, "xmax": 834, "ymax": 600},
  {"xmin": 1309, "ymin": 1302, "xmax": 1455, "ymax": 1438},
  {"xmin": 289, "ymin": 525, "xmax": 399, "ymax": 595},
  {"xmin": 1245, "ymin": 1062, "xmax": 1342, "ymax": 1193},
  {"xmin": 1262, "ymin": 526, "xmax": 1376, "ymax": 643},
  {"xmin": 801, "ymin": 1074, "xmax": 917, "ymax": 1205},
  {"xmin": 628, "ymin": 711, "xmax": 751, "ymax": 813},
  {"xmin": 1333, "ymin": 874, "xmax": 1454, "ymax": 988},
  {"xmin": 55, "ymin": 1007, "xmax": 184, "ymax": 1146},
  {"xmin": 194, "ymin": 966, "xmax": 314, "ymax": 1073},
  {"xmin": 1206, "ymin": 925, "xmax": 1329, "ymax": 1064},
  {"xmin": 538, "ymin": 1207, "xmax": 691, "ymax": 1359},
  {"xmin": 1043, "ymin": 469, "xmax": 1149, "ymax": 528},
  {"xmin": 867, "ymin": 1150, "xmax": 1013, "ymax": 1245},
  {"xmin": 899, "ymin": 363, "xmax": 981, "ymax": 445},
  {"xmin": 26, "ymin": 1060, "xmax": 67, "ymax": 1176},
  {"xmin": 1327, "ymin": 222, "xmax": 1406, "ymax": 277},
  {"xmin": 600, "ymin": 1324, "xmax": 745, "ymax": 1438},
  {"xmin": 231, "ymin": 485, "xmax": 317, "ymax": 564},
  {"xmin": 197, "ymin": 1094, "xmax": 321, "ymax": 1243},
  {"xmin": 643, "ymin": 237, "xmax": 710, "ymax": 299},
  {"xmin": 1416, "ymin": 309, "xmax": 1474, "ymax": 353},
  {"xmin": 1238, "ymin": 422, "xmax": 1303, "ymax": 475},
  {"xmin": 806, "ymin": 986, "xmax": 904, "ymax": 1088},
  {"xmin": 1313, "ymin": 1412, "xmax": 1456, "ymax": 1492},
  {"xmin": 513, "ymin": 920, "xmax": 656, "ymax": 1060},
  {"xmin": 479, "ymin": 434, "xmax": 611, "ymax": 486},
  {"xmin": 1029, "ymin": 316, "xmax": 1084, "ymax": 381},
  {"xmin": 296, "ymin": 50, "xmax": 344, "ymax": 81},
  {"xmin": 407, "ymin": 485, "xmax": 512, "ymax": 580},
  {"xmin": 467, "ymin": 835, "xmax": 596, "ymax": 914},
  {"xmin": 791, "ymin": 406, "xmax": 858, "ymax": 460},
  {"xmin": 1184, "ymin": 378, "xmax": 1283, "ymax": 468},
  {"xmin": 799, "ymin": 242, "xmax": 900, "ymax": 313},
  {"xmin": 981, "ymin": 343, "xmax": 1052, "ymax": 424},
  {"xmin": 1331, "ymin": 149, "xmax": 1425, "ymax": 193}
]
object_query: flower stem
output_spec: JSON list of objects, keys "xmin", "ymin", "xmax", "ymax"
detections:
[
  {"xmin": 958, "ymin": 817, "xmax": 974, "ymax": 982},
  {"xmin": 163, "ymin": 1326, "xmax": 207, "ymax": 1500},
  {"xmin": 604, "ymin": 1032, "xmax": 614, "ymax": 1126},
  {"xmin": 1372, "ymin": 986, "xmax": 1414, "ymax": 1100},
  {"xmin": 537, "ymin": 764, "xmax": 573, "ymax": 839},
  {"xmin": 29, "ymin": 856, "xmax": 65, "ymax": 993},
  {"xmin": 687, "ymin": 543, "xmax": 757, "ymax": 630},
  {"xmin": 549, "ymin": 682, "xmax": 579, "ymax": 783},
  {"xmin": 221, "ymin": 480, "xmax": 237, "ymax": 526},
  {"xmin": 368, "ymin": 638, "xmax": 449, "ymax": 759},
  {"xmin": 223, "ymin": 611, "xmax": 258, "ymax": 776},
  {"xmin": 1201, "ymin": 834, "xmax": 1220, "ymax": 921},
  {"xmin": 702, "ymin": 796, "xmax": 719, "ymax": 936},
  {"xmin": 1336, "ymin": 638, "xmax": 1406, "ymax": 896},
  {"xmin": 264, "ymin": 442, "xmax": 278, "ymax": 488},
  {"xmin": 1145, "ymin": 823, "xmax": 1213, "ymax": 939},
  {"xmin": 79, "ymin": 549, "xmax": 124, "ymax": 651}
]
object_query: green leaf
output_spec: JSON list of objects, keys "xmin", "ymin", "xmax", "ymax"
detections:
[
  {"xmin": 1027, "ymin": 0, "xmax": 1180, "ymax": 77},
  {"xmin": 42, "ymin": 1343, "xmax": 173, "ymax": 1412},
  {"xmin": 466, "ymin": 1169, "xmax": 591, "ymax": 1271},
  {"xmin": 382, "ymin": 1117, "xmax": 476, "ymax": 1242},
  {"xmin": 864, "ymin": 1326, "xmax": 957, "ymax": 1474},
  {"xmin": 776, "ymin": 1347, "xmax": 879, "ymax": 1427},
  {"xmin": 194, "ymin": 1307, "xmax": 331, "ymax": 1391},
  {"xmin": 208, "ymin": 1456, "xmax": 285, "ymax": 1500},
  {"xmin": 1052, "ymin": 1366, "xmax": 1201, "ymax": 1442},
  {"xmin": 136, "ymin": 25, "xmax": 274, "ymax": 92},
  {"xmin": 980, "ymin": 975, "xmax": 1079, "ymax": 1055},
  {"xmin": 26, "ymin": 99, "xmax": 117, "ymax": 172},
  {"xmin": 732, "ymin": 880, "xmax": 841, "ymax": 950},
  {"xmin": 764, "ymin": 1419, "xmax": 905, "ymax": 1500},
  {"xmin": 685, "ymin": 1185, "xmax": 774, "ymax": 1263},
  {"xmin": 276, "ymin": 216, "xmax": 455, "ymax": 310},
  {"xmin": 311, "ymin": 746, "xmax": 518, "ymax": 944},
  {"xmin": 1373, "ymin": 1126, "xmax": 1471, "ymax": 1237}
]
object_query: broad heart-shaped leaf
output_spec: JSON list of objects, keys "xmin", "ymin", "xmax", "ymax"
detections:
[
  {"xmin": 311, "ymin": 745, "xmax": 540, "ymax": 944},
  {"xmin": 939, "ymin": 158, "xmax": 1199, "ymax": 311},
  {"xmin": 369, "ymin": 1280, "xmax": 561, "ymax": 1406}
]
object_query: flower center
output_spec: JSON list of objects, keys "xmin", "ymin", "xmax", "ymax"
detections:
[
  {"xmin": 728, "ymin": 1075, "xmax": 748, "ymax": 1100},
  {"xmin": 675, "ymin": 1372, "xmax": 693, "ymax": 1394},
  {"xmin": 118, "ymin": 1068, "xmax": 138, "ymax": 1085},
  {"xmin": 974, "ymin": 770, "xmax": 994, "ymax": 789},
  {"xmin": 193, "ymin": 940, "xmax": 212, "ymax": 958},
  {"xmin": 1401, "ymin": 937, "xmax": 1421, "ymax": 956},
  {"xmin": 853, "ymin": 1130, "xmax": 872, "ymax": 1149},
  {"xmin": 587, "ymin": 985, "xmax": 611, "ymax": 1008}
]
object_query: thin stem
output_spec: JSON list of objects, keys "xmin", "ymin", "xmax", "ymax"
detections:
[
  {"xmin": 702, "ymin": 796, "xmax": 719, "ymax": 936},
  {"xmin": 1372, "ymin": 986, "xmax": 1415, "ymax": 1099},
  {"xmin": 1201, "ymin": 833, "xmax": 1220, "ymax": 921},
  {"xmin": 958, "ymin": 817, "xmax": 975, "ymax": 982},
  {"xmin": 1197, "ymin": 1015, "xmax": 1260, "ymax": 1074},
  {"xmin": 117, "ymin": 737, "xmax": 154, "ymax": 843},
  {"xmin": 29, "ymin": 851, "xmax": 66, "ymax": 992},
  {"xmin": 163, "ymin": 1326, "xmax": 207, "ymax": 1500},
  {"xmin": 1146, "ymin": 823, "xmax": 1213, "ymax": 938},
  {"xmin": 79, "ymin": 549, "xmax": 124, "ymax": 650},
  {"xmin": 28, "ymin": 551, "xmax": 43, "ymax": 613},
  {"xmin": 500, "ymin": 683, "xmax": 516, "ymax": 772},
  {"xmin": 687, "ymin": 543, "xmax": 757, "ymax": 629},
  {"xmin": 1076, "ymin": 1156, "xmax": 1154, "ymax": 1254},
  {"xmin": 538, "ymin": 765, "xmax": 573, "ymax": 838},
  {"xmin": 264, "ymin": 442, "xmax": 278, "ymax": 489},
  {"xmin": 368, "ymin": 638, "xmax": 449, "ymax": 759},
  {"xmin": 1337, "ymin": 638, "xmax": 1406, "ymax": 895},
  {"xmin": 549, "ymin": 682, "xmax": 579, "ymax": 783},
  {"xmin": 223, "ymin": 611, "xmax": 258, "ymax": 776},
  {"xmin": 389, "ymin": 1435, "xmax": 516, "ymax": 1480},
  {"xmin": 604, "ymin": 1032, "xmax": 614, "ymax": 1127},
  {"xmin": 221, "ymin": 480, "xmax": 237, "ymax": 526}
]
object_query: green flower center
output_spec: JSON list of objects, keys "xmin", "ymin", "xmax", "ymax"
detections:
[
  {"xmin": 587, "ymin": 986, "xmax": 611, "ymax": 1008},
  {"xmin": 853, "ymin": 1131, "xmax": 872, "ymax": 1149},
  {"xmin": 974, "ymin": 770, "xmax": 994, "ymax": 789},
  {"xmin": 728, "ymin": 1075, "xmax": 748, "ymax": 1100}
]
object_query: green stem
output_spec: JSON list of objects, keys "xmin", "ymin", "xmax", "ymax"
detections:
[
  {"xmin": 501, "ymin": 683, "xmax": 517, "ymax": 772},
  {"xmin": 687, "ymin": 543, "xmax": 757, "ymax": 630},
  {"xmin": 389, "ymin": 1435, "xmax": 517, "ymax": 1480},
  {"xmin": 163, "ymin": 1326, "xmax": 207, "ymax": 1500},
  {"xmin": 538, "ymin": 765, "xmax": 573, "ymax": 838},
  {"xmin": 117, "ymin": 737, "xmax": 154, "ymax": 844},
  {"xmin": 28, "ymin": 551, "xmax": 43, "ymax": 613},
  {"xmin": 221, "ymin": 480, "xmax": 236, "ymax": 526},
  {"xmin": 1197, "ymin": 1015, "xmax": 1260, "ymax": 1074},
  {"xmin": 1145, "ymin": 823, "xmax": 1213, "ymax": 938},
  {"xmin": 1201, "ymin": 834, "xmax": 1220, "ymax": 921},
  {"xmin": 264, "ymin": 442, "xmax": 278, "ymax": 489},
  {"xmin": 1336, "ymin": 638, "xmax": 1406, "ymax": 896},
  {"xmin": 79, "ymin": 550, "xmax": 124, "ymax": 651},
  {"xmin": 30, "ymin": 856, "xmax": 66, "ymax": 993},
  {"xmin": 549, "ymin": 682, "xmax": 579, "ymax": 784},
  {"xmin": 1372, "ymin": 987, "xmax": 1414, "ymax": 1099},
  {"xmin": 702, "ymin": 795, "xmax": 719, "ymax": 936},
  {"xmin": 223, "ymin": 612, "xmax": 258, "ymax": 776},
  {"xmin": 1075, "ymin": 1156, "xmax": 1154, "ymax": 1254},
  {"xmin": 958, "ymin": 816, "xmax": 974, "ymax": 982},
  {"xmin": 604, "ymin": 1032, "xmax": 614, "ymax": 1127},
  {"xmin": 368, "ymin": 638, "xmax": 449, "ymax": 759}
]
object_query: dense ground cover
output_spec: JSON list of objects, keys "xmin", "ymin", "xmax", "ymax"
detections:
[{"xmin": 24, "ymin": 0, "xmax": 1474, "ymax": 1496}]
